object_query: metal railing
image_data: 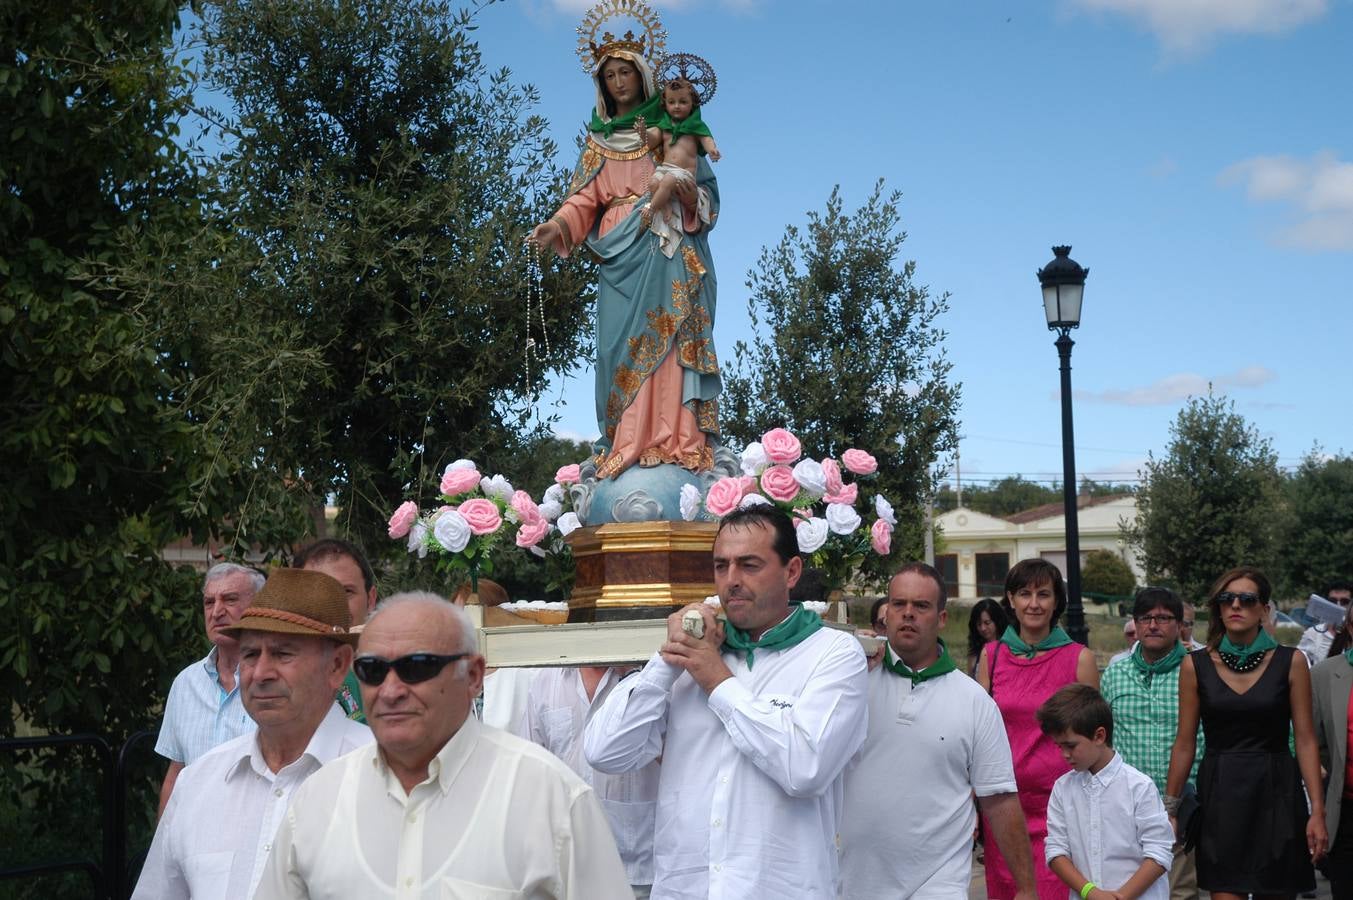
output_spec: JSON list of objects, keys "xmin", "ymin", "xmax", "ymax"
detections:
[{"xmin": 1, "ymin": 729, "xmax": 156, "ymax": 900}]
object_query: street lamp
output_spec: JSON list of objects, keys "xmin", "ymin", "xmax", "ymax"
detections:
[{"xmin": 1038, "ymin": 245, "xmax": 1089, "ymax": 645}]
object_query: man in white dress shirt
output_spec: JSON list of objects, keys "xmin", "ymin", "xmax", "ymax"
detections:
[
  {"xmin": 584, "ymin": 506, "xmax": 869, "ymax": 899},
  {"xmin": 155, "ymin": 561, "xmax": 264, "ymax": 814},
  {"xmin": 133, "ymin": 567, "xmax": 372, "ymax": 900},
  {"xmin": 523, "ymin": 666, "xmax": 658, "ymax": 897},
  {"xmin": 840, "ymin": 562, "xmax": 1038, "ymax": 900},
  {"xmin": 253, "ymin": 591, "xmax": 632, "ymax": 899},
  {"xmin": 1298, "ymin": 580, "xmax": 1352, "ymax": 666}
]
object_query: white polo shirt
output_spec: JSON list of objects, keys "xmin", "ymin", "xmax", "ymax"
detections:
[
  {"xmin": 583, "ymin": 626, "xmax": 868, "ymax": 900},
  {"xmin": 840, "ymin": 656, "xmax": 1017, "ymax": 899}
]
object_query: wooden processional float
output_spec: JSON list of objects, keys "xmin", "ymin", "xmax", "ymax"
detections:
[{"xmin": 463, "ymin": 521, "xmax": 865, "ymax": 669}]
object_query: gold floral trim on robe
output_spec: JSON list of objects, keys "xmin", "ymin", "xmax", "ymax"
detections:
[{"xmin": 594, "ymin": 248, "xmax": 720, "ymax": 477}]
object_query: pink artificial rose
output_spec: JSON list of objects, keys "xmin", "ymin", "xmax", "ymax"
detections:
[
  {"xmin": 515, "ymin": 517, "xmax": 550, "ymax": 548},
  {"xmin": 760, "ymin": 465, "xmax": 801, "ymax": 503},
  {"xmin": 842, "ymin": 448, "xmax": 878, "ymax": 475},
  {"xmin": 871, "ymin": 518, "xmax": 892, "ymax": 555},
  {"xmin": 387, "ymin": 501, "xmax": 419, "ymax": 539},
  {"xmin": 705, "ymin": 477, "xmax": 746, "ymax": 517},
  {"xmin": 825, "ymin": 482, "xmax": 858, "ymax": 505},
  {"xmin": 440, "ymin": 466, "xmax": 482, "ymax": 497},
  {"xmin": 555, "ymin": 464, "xmax": 582, "ymax": 486},
  {"xmin": 738, "ymin": 475, "xmax": 758, "ymax": 495},
  {"xmin": 760, "ymin": 428, "xmax": 803, "ymax": 465},
  {"xmin": 510, "ymin": 490, "xmax": 542, "ymax": 525},
  {"xmin": 822, "ymin": 457, "xmax": 844, "ymax": 495},
  {"xmin": 457, "ymin": 498, "xmax": 502, "ymax": 535}
]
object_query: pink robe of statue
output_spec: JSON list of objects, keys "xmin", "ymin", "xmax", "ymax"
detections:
[{"xmin": 982, "ymin": 640, "xmax": 1085, "ymax": 900}]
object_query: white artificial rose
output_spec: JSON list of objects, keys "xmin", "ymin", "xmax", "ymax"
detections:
[
  {"xmin": 740, "ymin": 442, "xmax": 768, "ymax": 477},
  {"xmin": 679, "ymin": 483, "xmax": 702, "ymax": 521},
  {"xmin": 544, "ymin": 483, "xmax": 565, "ymax": 504},
  {"xmin": 825, "ymin": 502, "xmax": 862, "ymax": 535},
  {"xmin": 433, "ymin": 510, "xmax": 472, "ymax": 553},
  {"xmin": 538, "ymin": 499, "xmax": 563, "ymax": 522},
  {"xmin": 407, "ymin": 520, "xmax": 430, "ymax": 558},
  {"xmin": 796, "ymin": 517, "xmax": 830, "ymax": 553},
  {"xmin": 739, "ymin": 492, "xmax": 771, "ymax": 509},
  {"xmin": 791, "ymin": 459, "xmax": 827, "ymax": 497},
  {"xmin": 875, "ymin": 493, "xmax": 896, "ymax": 527},
  {"xmin": 557, "ymin": 512, "xmax": 582, "ymax": 536},
  {"xmin": 447, "ymin": 458, "xmax": 476, "ymax": 472},
  {"xmin": 479, "ymin": 474, "xmax": 514, "ymax": 501}
]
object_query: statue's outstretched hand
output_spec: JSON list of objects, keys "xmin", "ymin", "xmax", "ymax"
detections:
[{"xmin": 529, "ymin": 220, "xmax": 560, "ymax": 249}]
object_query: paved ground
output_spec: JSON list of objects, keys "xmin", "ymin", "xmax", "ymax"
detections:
[{"xmin": 966, "ymin": 851, "xmax": 1334, "ymax": 899}]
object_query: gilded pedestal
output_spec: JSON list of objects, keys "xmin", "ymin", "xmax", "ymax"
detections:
[{"xmin": 565, "ymin": 521, "xmax": 719, "ymax": 622}]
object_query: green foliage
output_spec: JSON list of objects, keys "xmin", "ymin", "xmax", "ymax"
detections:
[
  {"xmin": 108, "ymin": 0, "xmax": 597, "ymax": 560},
  {"xmin": 0, "ymin": 0, "xmax": 216, "ymax": 888},
  {"xmin": 721, "ymin": 182, "xmax": 961, "ymax": 583},
  {"xmin": 1276, "ymin": 450, "xmax": 1353, "ymax": 596},
  {"xmin": 1081, "ymin": 549, "xmax": 1137, "ymax": 597},
  {"xmin": 934, "ymin": 476, "xmax": 1133, "ymax": 517},
  {"xmin": 1122, "ymin": 393, "xmax": 1286, "ymax": 605}
]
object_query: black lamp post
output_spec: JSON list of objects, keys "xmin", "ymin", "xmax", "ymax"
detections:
[{"xmin": 1038, "ymin": 245, "xmax": 1089, "ymax": 645}]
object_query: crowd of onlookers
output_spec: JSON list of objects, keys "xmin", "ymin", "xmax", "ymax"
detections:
[{"xmin": 130, "ymin": 513, "xmax": 1352, "ymax": 899}]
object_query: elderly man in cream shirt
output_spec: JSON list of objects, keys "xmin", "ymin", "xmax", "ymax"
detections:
[{"xmin": 252, "ymin": 591, "xmax": 631, "ymax": 900}]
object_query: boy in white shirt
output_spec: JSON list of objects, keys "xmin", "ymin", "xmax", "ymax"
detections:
[{"xmin": 1039, "ymin": 684, "xmax": 1174, "ymax": 900}]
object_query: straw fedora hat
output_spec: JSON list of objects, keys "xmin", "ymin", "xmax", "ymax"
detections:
[{"xmin": 221, "ymin": 567, "xmax": 358, "ymax": 645}]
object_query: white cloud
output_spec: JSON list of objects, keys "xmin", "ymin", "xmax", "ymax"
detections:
[
  {"xmin": 1219, "ymin": 151, "xmax": 1353, "ymax": 251},
  {"xmin": 1076, "ymin": 365, "xmax": 1276, "ymax": 406},
  {"xmin": 1070, "ymin": 0, "xmax": 1327, "ymax": 54}
]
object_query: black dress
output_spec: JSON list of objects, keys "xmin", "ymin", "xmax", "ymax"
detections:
[{"xmin": 1193, "ymin": 645, "xmax": 1316, "ymax": 894}]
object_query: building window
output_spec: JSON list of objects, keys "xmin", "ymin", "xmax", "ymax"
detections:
[
  {"xmin": 935, "ymin": 554, "xmax": 959, "ymax": 598},
  {"xmin": 976, "ymin": 552, "xmax": 1009, "ymax": 597}
]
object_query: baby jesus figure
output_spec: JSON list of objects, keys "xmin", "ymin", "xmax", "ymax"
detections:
[{"xmin": 637, "ymin": 76, "xmax": 720, "ymax": 253}]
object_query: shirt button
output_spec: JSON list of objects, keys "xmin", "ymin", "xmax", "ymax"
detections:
[
  {"xmin": 720, "ymin": 777, "xmax": 728, "ymax": 784},
  {"xmin": 405, "ymin": 877, "xmax": 414, "ymax": 887},
  {"xmin": 274, "ymin": 788, "xmax": 284, "ymax": 797},
  {"xmin": 264, "ymin": 843, "xmax": 272, "ymax": 852},
  {"xmin": 407, "ymin": 813, "xmax": 417, "ymax": 824},
  {"xmin": 714, "ymin": 864, "xmax": 722, "ymax": 872},
  {"xmin": 713, "ymin": 818, "xmax": 722, "ymax": 827}
]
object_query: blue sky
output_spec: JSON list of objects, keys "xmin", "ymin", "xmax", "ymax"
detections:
[{"xmin": 475, "ymin": 0, "xmax": 1350, "ymax": 489}]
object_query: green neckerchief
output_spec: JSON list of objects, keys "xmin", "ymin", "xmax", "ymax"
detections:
[
  {"xmin": 337, "ymin": 669, "xmax": 366, "ymax": 723},
  {"xmin": 588, "ymin": 93, "xmax": 663, "ymax": 139},
  {"xmin": 1218, "ymin": 629, "xmax": 1277, "ymax": 666},
  {"xmin": 883, "ymin": 638, "xmax": 958, "ymax": 685},
  {"xmin": 1130, "ymin": 640, "xmax": 1186, "ymax": 686},
  {"xmin": 722, "ymin": 604, "xmax": 822, "ymax": 670},
  {"xmin": 651, "ymin": 106, "xmax": 714, "ymax": 152},
  {"xmin": 1344, "ymin": 646, "xmax": 1353, "ymax": 667},
  {"xmin": 999, "ymin": 624, "xmax": 1073, "ymax": 659}
]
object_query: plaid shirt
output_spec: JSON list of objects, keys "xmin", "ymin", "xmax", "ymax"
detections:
[{"xmin": 1101, "ymin": 654, "xmax": 1203, "ymax": 796}]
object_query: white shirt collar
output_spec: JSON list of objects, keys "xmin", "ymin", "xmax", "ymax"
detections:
[
  {"xmin": 1079, "ymin": 750, "xmax": 1123, "ymax": 789},
  {"xmin": 372, "ymin": 711, "xmax": 482, "ymax": 797},
  {"xmin": 226, "ymin": 704, "xmax": 356, "ymax": 783}
]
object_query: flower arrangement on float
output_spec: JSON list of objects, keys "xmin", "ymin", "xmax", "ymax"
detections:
[
  {"xmin": 386, "ymin": 459, "xmax": 581, "ymax": 597},
  {"xmin": 680, "ymin": 427, "xmax": 896, "ymax": 593}
]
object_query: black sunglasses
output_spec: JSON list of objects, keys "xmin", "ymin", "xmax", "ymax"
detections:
[
  {"xmin": 353, "ymin": 653, "xmax": 470, "ymax": 686},
  {"xmin": 1217, "ymin": 591, "xmax": 1262, "ymax": 608}
]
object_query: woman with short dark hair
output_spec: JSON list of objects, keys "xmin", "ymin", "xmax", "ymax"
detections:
[{"xmin": 976, "ymin": 559, "xmax": 1098, "ymax": 899}]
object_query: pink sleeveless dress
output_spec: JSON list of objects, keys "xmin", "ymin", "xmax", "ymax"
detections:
[{"xmin": 981, "ymin": 640, "xmax": 1085, "ymax": 900}]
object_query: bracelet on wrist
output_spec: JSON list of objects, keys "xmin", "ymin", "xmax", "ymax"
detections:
[
  {"xmin": 1163, "ymin": 794, "xmax": 1181, "ymax": 815},
  {"xmin": 1079, "ymin": 881, "xmax": 1097, "ymax": 899}
]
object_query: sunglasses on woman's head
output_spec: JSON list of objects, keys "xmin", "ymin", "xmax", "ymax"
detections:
[
  {"xmin": 1217, "ymin": 591, "xmax": 1261, "ymax": 608},
  {"xmin": 352, "ymin": 653, "xmax": 470, "ymax": 686}
]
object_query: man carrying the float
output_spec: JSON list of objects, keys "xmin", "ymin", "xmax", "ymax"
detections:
[{"xmin": 583, "ymin": 506, "xmax": 869, "ymax": 898}]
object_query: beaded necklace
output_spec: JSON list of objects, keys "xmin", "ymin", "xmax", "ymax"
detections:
[{"xmin": 1217, "ymin": 629, "xmax": 1277, "ymax": 673}]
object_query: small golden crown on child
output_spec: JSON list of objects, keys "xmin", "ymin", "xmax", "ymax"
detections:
[{"xmin": 575, "ymin": 0, "xmax": 667, "ymax": 74}]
